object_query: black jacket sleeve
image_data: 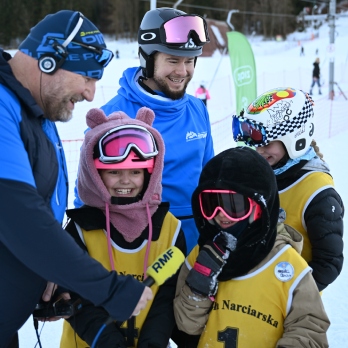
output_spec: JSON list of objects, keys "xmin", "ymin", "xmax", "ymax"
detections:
[
  {"xmin": 137, "ymin": 229, "xmax": 186, "ymax": 348},
  {"xmin": 66, "ymin": 300, "xmax": 127, "ymax": 348},
  {"xmin": 65, "ymin": 213, "xmax": 187, "ymax": 347},
  {"xmin": 137, "ymin": 270, "xmax": 178, "ymax": 347},
  {"xmin": 63, "ymin": 220, "xmax": 129, "ymax": 347},
  {"xmin": 0, "ymin": 180, "xmax": 145, "ymax": 322},
  {"xmin": 304, "ymin": 187, "xmax": 344, "ymax": 291}
]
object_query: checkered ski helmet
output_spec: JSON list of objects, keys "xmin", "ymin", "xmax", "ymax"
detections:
[{"xmin": 241, "ymin": 87, "xmax": 315, "ymax": 159}]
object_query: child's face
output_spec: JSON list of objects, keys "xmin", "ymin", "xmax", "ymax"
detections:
[
  {"xmin": 255, "ymin": 141, "xmax": 286, "ymax": 166},
  {"xmin": 99, "ymin": 169, "xmax": 145, "ymax": 197},
  {"xmin": 213, "ymin": 210, "xmax": 238, "ymax": 229}
]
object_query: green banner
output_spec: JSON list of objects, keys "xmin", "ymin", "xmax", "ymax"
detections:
[{"xmin": 227, "ymin": 31, "xmax": 257, "ymax": 114}]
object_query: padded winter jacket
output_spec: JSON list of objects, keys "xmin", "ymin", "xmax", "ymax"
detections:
[
  {"xmin": 276, "ymin": 157, "xmax": 344, "ymax": 291},
  {"xmin": 74, "ymin": 67, "xmax": 215, "ymax": 254},
  {"xmin": 174, "ymin": 224, "xmax": 330, "ymax": 348},
  {"xmin": 61, "ymin": 204, "xmax": 186, "ymax": 348},
  {"xmin": 312, "ymin": 62, "xmax": 320, "ymax": 79},
  {"xmin": 0, "ymin": 50, "xmax": 145, "ymax": 346}
]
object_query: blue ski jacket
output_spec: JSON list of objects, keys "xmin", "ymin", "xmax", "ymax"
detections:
[
  {"xmin": 0, "ymin": 51, "xmax": 145, "ymax": 346},
  {"xmin": 74, "ymin": 67, "xmax": 215, "ymax": 253}
]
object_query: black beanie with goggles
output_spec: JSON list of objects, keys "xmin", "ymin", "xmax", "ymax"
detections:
[
  {"xmin": 19, "ymin": 10, "xmax": 113, "ymax": 79},
  {"xmin": 191, "ymin": 146, "xmax": 279, "ymax": 279}
]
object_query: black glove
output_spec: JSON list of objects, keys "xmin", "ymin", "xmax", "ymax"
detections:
[{"xmin": 185, "ymin": 232, "xmax": 231, "ymax": 297}]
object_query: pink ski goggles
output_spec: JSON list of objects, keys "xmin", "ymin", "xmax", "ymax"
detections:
[
  {"xmin": 97, "ymin": 125, "xmax": 158, "ymax": 164},
  {"xmin": 162, "ymin": 15, "xmax": 209, "ymax": 45},
  {"xmin": 199, "ymin": 190, "xmax": 261, "ymax": 222}
]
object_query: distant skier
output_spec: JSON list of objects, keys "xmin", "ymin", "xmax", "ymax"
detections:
[
  {"xmin": 310, "ymin": 57, "xmax": 322, "ymax": 95},
  {"xmin": 195, "ymin": 84, "xmax": 211, "ymax": 106},
  {"xmin": 300, "ymin": 46, "xmax": 304, "ymax": 56}
]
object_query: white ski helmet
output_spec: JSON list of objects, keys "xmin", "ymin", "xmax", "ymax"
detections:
[
  {"xmin": 138, "ymin": 7, "xmax": 210, "ymax": 78},
  {"xmin": 232, "ymin": 87, "xmax": 315, "ymax": 159}
]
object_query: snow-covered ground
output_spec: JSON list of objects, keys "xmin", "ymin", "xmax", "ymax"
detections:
[{"xmin": 17, "ymin": 14, "xmax": 348, "ymax": 347}]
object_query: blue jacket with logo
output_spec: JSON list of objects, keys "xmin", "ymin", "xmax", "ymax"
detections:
[
  {"xmin": 0, "ymin": 51, "xmax": 145, "ymax": 345},
  {"xmin": 75, "ymin": 66, "xmax": 214, "ymax": 253}
]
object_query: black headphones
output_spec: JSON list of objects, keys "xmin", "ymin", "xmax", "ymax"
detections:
[
  {"xmin": 38, "ymin": 41, "xmax": 69, "ymax": 74},
  {"xmin": 38, "ymin": 12, "xmax": 84, "ymax": 75}
]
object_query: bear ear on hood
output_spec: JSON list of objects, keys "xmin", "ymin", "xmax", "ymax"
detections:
[
  {"xmin": 86, "ymin": 108, "xmax": 109, "ymax": 129},
  {"xmin": 136, "ymin": 107, "xmax": 155, "ymax": 126},
  {"xmin": 86, "ymin": 108, "xmax": 131, "ymax": 129}
]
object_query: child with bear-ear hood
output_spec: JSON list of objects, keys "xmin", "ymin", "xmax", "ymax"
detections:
[{"xmin": 60, "ymin": 107, "xmax": 186, "ymax": 348}]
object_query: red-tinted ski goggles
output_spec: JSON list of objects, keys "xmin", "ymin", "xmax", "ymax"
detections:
[
  {"xmin": 232, "ymin": 116, "xmax": 268, "ymax": 147},
  {"xmin": 97, "ymin": 125, "xmax": 158, "ymax": 164},
  {"xmin": 199, "ymin": 190, "xmax": 258, "ymax": 222}
]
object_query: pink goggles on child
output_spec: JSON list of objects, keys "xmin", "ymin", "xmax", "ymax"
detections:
[
  {"xmin": 97, "ymin": 125, "xmax": 158, "ymax": 164},
  {"xmin": 199, "ymin": 190, "xmax": 261, "ymax": 222}
]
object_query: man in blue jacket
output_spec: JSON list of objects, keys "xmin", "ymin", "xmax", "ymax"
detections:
[
  {"xmin": 0, "ymin": 10, "xmax": 152, "ymax": 347},
  {"xmin": 74, "ymin": 7, "xmax": 215, "ymax": 255}
]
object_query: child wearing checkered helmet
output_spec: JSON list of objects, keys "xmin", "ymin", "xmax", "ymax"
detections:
[{"xmin": 232, "ymin": 87, "xmax": 344, "ymax": 292}]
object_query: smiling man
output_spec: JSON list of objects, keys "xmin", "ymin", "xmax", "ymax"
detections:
[
  {"xmin": 74, "ymin": 8, "xmax": 215, "ymax": 260},
  {"xmin": 0, "ymin": 10, "xmax": 153, "ymax": 347}
]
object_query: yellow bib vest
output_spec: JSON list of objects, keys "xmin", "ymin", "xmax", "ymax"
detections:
[
  {"xmin": 60, "ymin": 212, "xmax": 180, "ymax": 348},
  {"xmin": 187, "ymin": 244, "xmax": 310, "ymax": 348},
  {"xmin": 279, "ymin": 171, "xmax": 334, "ymax": 263}
]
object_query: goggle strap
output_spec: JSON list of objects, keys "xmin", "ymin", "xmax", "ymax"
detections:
[
  {"xmin": 99, "ymin": 145, "xmax": 157, "ymax": 164},
  {"xmin": 62, "ymin": 13, "xmax": 84, "ymax": 48},
  {"xmin": 138, "ymin": 29, "xmax": 162, "ymax": 45}
]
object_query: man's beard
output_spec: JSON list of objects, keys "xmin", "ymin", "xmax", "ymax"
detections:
[
  {"xmin": 41, "ymin": 90, "xmax": 78, "ymax": 122},
  {"xmin": 39, "ymin": 75, "xmax": 83, "ymax": 122},
  {"xmin": 152, "ymin": 74, "xmax": 191, "ymax": 100},
  {"xmin": 45, "ymin": 97, "xmax": 73, "ymax": 122}
]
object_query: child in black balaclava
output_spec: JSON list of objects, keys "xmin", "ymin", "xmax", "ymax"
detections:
[{"xmin": 174, "ymin": 146, "xmax": 329, "ymax": 348}]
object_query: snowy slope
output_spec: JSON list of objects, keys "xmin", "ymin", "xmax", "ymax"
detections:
[{"xmin": 17, "ymin": 14, "xmax": 348, "ymax": 347}]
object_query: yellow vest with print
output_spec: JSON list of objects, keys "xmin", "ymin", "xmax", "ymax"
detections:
[
  {"xmin": 186, "ymin": 243, "xmax": 310, "ymax": 348},
  {"xmin": 279, "ymin": 171, "xmax": 334, "ymax": 262},
  {"xmin": 60, "ymin": 212, "xmax": 180, "ymax": 348}
]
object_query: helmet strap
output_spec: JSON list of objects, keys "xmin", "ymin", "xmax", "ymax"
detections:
[{"xmin": 139, "ymin": 47, "xmax": 154, "ymax": 78}]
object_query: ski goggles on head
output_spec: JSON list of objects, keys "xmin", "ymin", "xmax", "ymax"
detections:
[
  {"xmin": 199, "ymin": 190, "xmax": 255, "ymax": 222},
  {"xmin": 161, "ymin": 15, "xmax": 210, "ymax": 45},
  {"xmin": 73, "ymin": 41, "xmax": 114, "ymax": 67},
  {"xmin": 97, "ymin": 125, "xmax": 158, "ymax": 164},
  {"xmin": 232, "ymin": 116, "xmax": 268, "ymax": 147},
  {"xmin": 48, "ymin": 37, "xmax": 114, "ymax": 68}
]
